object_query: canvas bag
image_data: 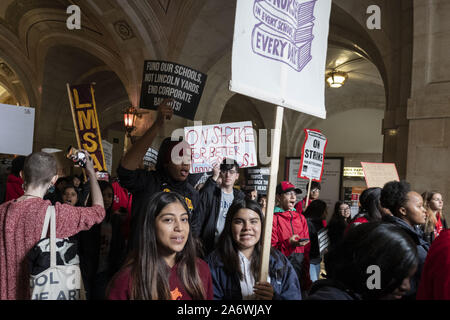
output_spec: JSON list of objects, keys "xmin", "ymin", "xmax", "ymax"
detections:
[{"xmin": 28, "ymin": 206, "xmax": 86, "ymax": 300}]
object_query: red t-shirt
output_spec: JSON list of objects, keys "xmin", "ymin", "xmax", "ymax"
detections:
[
  {"xmin": 108, "ymin": 259, "xmax": 214, "ymax": 300},
  {"xmin": 435, "ymin": 212, "xmax": 444, "ymax": 238}
]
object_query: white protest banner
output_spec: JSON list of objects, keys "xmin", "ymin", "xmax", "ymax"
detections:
[
  {"xmin": 230, "ymin": 0, "xmax": 332, "ymax": 118},
  {"xmin": 0, "ymin": 104, "xmax": 35, "ymax": 156},
  {"xmin": 298, "ymin": 129, "xmax": 327, "ymax": 181},
  {"xmin": 101, "ymin": 140, "xmax": 113, "ymax": 174},
  {"xmin": 361, "ymin": 162, "xmax": 400, "ymax": 188},
  {"xmin": 184, "ymin": 121, "xmax": 257, "ymax": 174}
]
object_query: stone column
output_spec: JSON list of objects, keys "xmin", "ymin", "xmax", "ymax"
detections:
[{"xmin": 407, "ymin": 0, "xmax": 450, "ymax": 218}]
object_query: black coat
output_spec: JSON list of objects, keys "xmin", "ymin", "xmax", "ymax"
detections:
[
  {"xmin": 117, "ymin": 165, "xmax": 202, "ymax": 251},
  {"xmin": 307, "ymin": 279, "xmax": 362, "ymax": 300},
  {"xmin": 306, "ymin": 218, "xmax": 324, "ymax": 264},
  {"xmin": 77, "ymin": 212, "xmax": 126, "ymax": 299},
  {"xmin": 382, "ymin": 215, "xmax": 430, "ymax": 299},
  {"xmin": 198, "ymin": 177, "xmax": 245, "ymax": 257}
]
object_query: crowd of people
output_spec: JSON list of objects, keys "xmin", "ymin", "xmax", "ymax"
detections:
[{"xmin": 1, "ymin": 102, "xmax": 449, "ymax": 300}]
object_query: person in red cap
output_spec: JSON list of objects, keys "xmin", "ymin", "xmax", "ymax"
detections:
[{"xmin": 272, "ymin": 181, "xmax": 312, "ymax": 295}]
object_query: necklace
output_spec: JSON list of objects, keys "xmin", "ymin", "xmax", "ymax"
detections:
[{"xmin": 23, "ymin": 194, "xmax": 42, "ymax": 199}]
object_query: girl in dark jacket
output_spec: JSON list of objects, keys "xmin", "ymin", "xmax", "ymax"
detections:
[
  {"xmin": 326, "ymin": 201, "xmax": 350, "ymax": 250},
  {"xmin": 308, "ymin": 222, "xmax": 419, "ymax": 300},
  {"xmin": 206, "ymin": 199, "xmax": 301, "ymax": 300},
  {"xmin": 380, "ymin": 180, "xmax": 429, "ymax": 299}
]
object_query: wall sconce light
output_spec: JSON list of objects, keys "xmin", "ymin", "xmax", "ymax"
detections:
[
  {"xmin": 326, "ymin": 71, "xmax": 348, "ymax": 88},
  {"xmin": 123, "ymin": 106, "xmax": 137, "ymax": 137},
  {"xmin": 387, "ymin": 129, "xmax": 398, "ymax": 136}
]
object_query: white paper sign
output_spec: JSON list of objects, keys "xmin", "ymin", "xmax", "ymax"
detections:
[
  {"xmin": 184, "ymin": 121, "xmax": 257, "ymax": 174},
  {"xmin": 101, "ymin": 140, "xmax": 113, "ymax": 174},
  {"xmin": 298, "ymin": 129, "xmax": 327, "ymax": 181},
  {"xmin": 230, "ymin": 0, "xmax": 332, "ymax": 118},
  {"xmin": 0, "ymin": 104, "xmax": 35, "ymax": 156}
]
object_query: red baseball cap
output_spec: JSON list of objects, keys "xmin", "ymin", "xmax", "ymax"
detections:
[{"xmin": 276, "ymin": 181, "xmax": 302, "ymax": 195}]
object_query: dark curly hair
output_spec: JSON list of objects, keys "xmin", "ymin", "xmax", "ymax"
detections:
[{"xmin": 380, "ymin": 181, "xmax": 411, "ymax": 217}]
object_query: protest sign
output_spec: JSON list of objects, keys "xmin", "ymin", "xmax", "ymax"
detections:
[
  {"xmin": 230, "ymin": 0, "xmax": 332, "ymax": 119},
  {"xmin": 361, "ymin": 162, "xmax": 400, "ymax": 188},
  {"xmin": 143, "ymin": 147, "xmax": 158, "ymax": 168},
  {"xmin": 66, "ymin": 83, "xmax": 107, "ymax": 172},
  {"xmin": 0, "ymin": 103, "xmax": 35, "ymax": 156},
  {"xmin": 245, "ymin": 167, "xmax": 270, "ymax": 194},
  {"xmin": 184, "ymin": 121, "xmax": 257, "ymax": 174},
  {"xmin": 139, "ymin": 60, "xmax": 207, "ymax": 120},
  {"xmin": 298, "ymin": 129, "xmax": 328, "ymax": 181},
  {"xmin": 101, "ymin": 140, "xmax": 113, "ymax": 174}
]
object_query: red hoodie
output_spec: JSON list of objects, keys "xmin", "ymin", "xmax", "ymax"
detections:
[
  {"xmin": 416, "ymin": 229, "xmax": 450, "ymax": 300},
  {"xmin": 5, "ymin": 174, "xmax": 24, "ymax": 202}
]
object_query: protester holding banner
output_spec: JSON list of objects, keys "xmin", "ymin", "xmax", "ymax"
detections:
[
  {"xmin": 117, "ymin": 100, "xmax": 202, "ymax": 252},
  {"xmin": 272, "ymin": 181, "xmax": 311, "ymax": 293},
  {"xmin": 308, "ymin": 222, "xmax": 419, "ymax": 300},
  {"xmin": 295, "ymin": 180, "xmax": 321, "ymax": 214},
  {"xmin": 198, "ymin": 159, "xmax": 245, "ymax": 257},
  {"xmin": 0, "ymin": 151, "xmax": 105, "ymax": 299},
  {"xmin": 206, "ymin": 199, "xmax": 301, "ymax": 300},
  {"xmin": 380, "ymin": 180, "xmax": 430, "ymax": 299},
  {"xmin": 421, "ymin": 191, "xmax": 448, "ymax": 244},
  {"xmin": 303, "ymin": 199, "xmax": 328, "ymax": 283},
  {"xmin": 107, "ymin": 192, "xmax": 213, "ymax": 300},
  {"xmin": 4, "ymin": 156, "xmax": 25, "ymax": 202}
]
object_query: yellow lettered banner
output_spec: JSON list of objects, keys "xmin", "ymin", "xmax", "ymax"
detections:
[{"xmin": 67, "ymin": 83, "xmax": 107, "ymax": 172}]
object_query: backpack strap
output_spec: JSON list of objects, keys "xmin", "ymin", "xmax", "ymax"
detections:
[
  {"xmin": 49, "ymin": 206, "xmax": 57, "ymax": 268},
  {"xmin": 40, "ymin": 205, "xmax": 52, "ymax": 239}
]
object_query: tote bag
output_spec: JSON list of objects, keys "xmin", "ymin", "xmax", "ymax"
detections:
[{"xmin": 28, "ymin": 206, "xmax": 86, "ymax": 300}]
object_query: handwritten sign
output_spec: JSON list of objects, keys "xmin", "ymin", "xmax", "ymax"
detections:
[
  {"xmin": 67, "ymin": 84, "xmax": 107, "ymax": 172},
  {"xmin": 139, "ymin": 60, "xmax": 207, "ymax": 120},
  {"xmin": 231, "ymin": 0, "xmax": 332, "ymax": 118},
  {"xmin": 184, "ymin": 121, "xmax": 257, "ymax": 173},
  {"xmin": 298, "ymin": 129, "xmax": 327, "ymax": 181},
  {"xmin": 361, "ymin": 162, "xmax": 400, "ymax": 188}
]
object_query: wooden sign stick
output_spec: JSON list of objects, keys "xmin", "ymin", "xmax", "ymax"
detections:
[
  {"xmin": 305, "ymin": 177, "xmax": 312, "ymax": 209},
  {"xmin": 258, "ymin": 106, "xmax": 284, "ymax": 282}
]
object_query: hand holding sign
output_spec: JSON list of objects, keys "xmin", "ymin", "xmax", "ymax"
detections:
[{"xmin": 156, "ymin": 98, "xmax": 174, "ymax": 125}]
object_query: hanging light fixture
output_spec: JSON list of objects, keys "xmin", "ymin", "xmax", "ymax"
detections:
[
  {"xmin": 123, "ymin": 106, "xmax": 137, "ymax": 137},
  {"xmin": 326, "ymin": 71, "xmax": 348, "ymax": 88}
]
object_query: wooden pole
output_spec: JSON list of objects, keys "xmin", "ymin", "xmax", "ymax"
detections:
[
  {"xmin": 305, "ymin": 177, "xmax": 312, "ymax": 209},
  {"xmin": 66, "ymin": 83, "xmax": 87, "ymax": 183},
  {"xmin": 258, "ymin": 106, "xmax": 284, "ymax": 282}
]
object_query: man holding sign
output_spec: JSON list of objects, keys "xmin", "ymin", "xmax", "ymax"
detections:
[{"xmin": 117, "ymin": 99, "xmax": 203, "ymax": 252}]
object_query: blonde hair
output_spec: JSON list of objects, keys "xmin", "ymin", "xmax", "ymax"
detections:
[{"xmin": 422, "ymin": 191, "xmax": 446, "ymax": 234}]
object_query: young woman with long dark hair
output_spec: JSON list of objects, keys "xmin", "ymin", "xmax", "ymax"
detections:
[
  {"xmin": 421, "ymin": 191, "xmax": 447, "ymax": 244},
  {"xmin": 206, "ymin": 199, "xmax": 301, "ymax": 300},
  {"xmin": 107, "ymin": 191, "xmax": 213, "ymax": 300}
]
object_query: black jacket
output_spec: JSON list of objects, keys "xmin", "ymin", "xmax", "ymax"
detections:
[
  {"xmin": 382, "ymin": 215, "xmax": 430, "ymax": 299},
  {"xmin": 306, "ymin": 218, "xmax": 324, "ymax": 264},
  {"xmin": 307, "ymin": 279, "xmax": 362, "ymax": 300},
  {"xmin": 117, "ymin": 165, "xmax": 202, "ymax": 251},
  {"xmin": 198, "ymin": 177, "xmax": 245, "ymax": 256},
  {"xmin": 77, "ymin": 212, "xmax": 126, "ymax": 299}
]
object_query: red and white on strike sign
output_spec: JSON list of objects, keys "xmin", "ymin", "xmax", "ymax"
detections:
[{"xmin": 298, "ymin": 129, "xmax": 327, "ymax": 182}]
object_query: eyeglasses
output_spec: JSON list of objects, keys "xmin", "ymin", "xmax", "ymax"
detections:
[
  {"xmin": 283, "ymin": 191, "xmax": 297, "ymax": 197},
  {"xmin": 311, "ymin": 188, "xmax": 320, "ymax": 193},
  {"xmin": 221, "ymin": 169, "xmax": 237, "ymax": 175}
]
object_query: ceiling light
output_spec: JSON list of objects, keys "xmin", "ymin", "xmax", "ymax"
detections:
[{"xmin": 326, "ymin": 71, "xmax": 348, "ymax": 88}]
